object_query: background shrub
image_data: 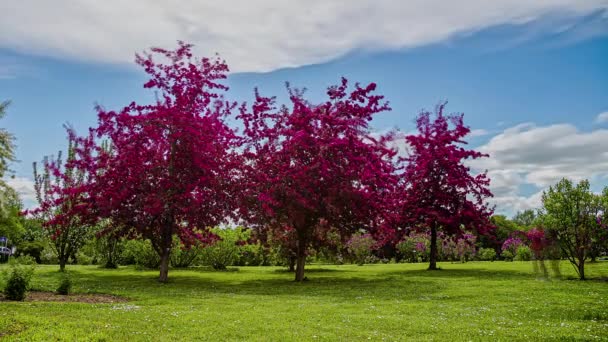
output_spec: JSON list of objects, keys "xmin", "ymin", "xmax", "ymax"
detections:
[
  {"xmin": 515, "ymin": 246, "xmax": 532, "ymax": 261},
  {"xmin": 397, "ymin": 233, "xmax": 430, "ymax": 263},
  {"xmin": 478, "ymin": 248, "xmax": 497, "ymax": 261},
  {"xmin": 171, "ymin": 239, "xmax": 203, "ymax": 268},
  {"xmin": 120, "ymin": 240, "xmax": 160, "ymax": 269},
  {"xmin": 346, "ymin": 233, "xmax": 376, "ymax": 266},
  {"xmin": 56, "ymin": 272, "xmax": 72, "ymax": 295},
  {"xmin": 16, "ymin": 241, "xmax": 45, "ymax": 264},
  {"xmin": 2, "ymin": 257, "xmax": 36, "ymax": 301},
  {"xmin": 501, "ymin": 250, "xmax": 514, "ymax": 261},
  {"xmin": 199, "ymin": 227, "xmax": 248, "ymax": 270}
]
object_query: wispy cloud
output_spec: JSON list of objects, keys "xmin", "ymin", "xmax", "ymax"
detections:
[
  {"xmin": 6, "ymin": 176, "xmax": 37, "ymax": 208},
  {"xmin": 0, "ymin": 1, "xmax": 606, "ymax": 72},
  {"xmin": 469, "ymin": 129, "xmax": 490, "ymax": 138},
  {"xmin": 595, "ymin": 111, "xmax": 608, "ymax": 123},
  {"xmin": 469, "ymin": 121, "xmax": 608, "ymax": 214}
]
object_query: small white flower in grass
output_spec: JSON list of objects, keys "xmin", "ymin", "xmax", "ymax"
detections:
[{"xmin": 111, "ymin": 304, "xmax": 141, "ymax": 311}]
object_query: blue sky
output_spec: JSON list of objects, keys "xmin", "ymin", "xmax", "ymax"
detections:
[{"xmin": 1, "ymin": 1, "xmax": 607, "ymax": 215}]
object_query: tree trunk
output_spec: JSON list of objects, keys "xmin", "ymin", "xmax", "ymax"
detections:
[
  {"xmin": 59, "ymin": 258, "xmax": 67, "ymax": 272},
  {"xmin": 158, "ymin": 222, "xmax": 173, "ymax": 283},
  {"xmin": 294, "ymin": 238, "xmax": 307, "ymax": 282},
  {"xmin": 578, "ymin": 260, "xmax": 585, "ymax": 280},
  {"xmin": 428, "ymin": 224, "xmax": 438, "ymax": 270},
  {"xmin": 288, "ymin": 256, "xmax": 296, "ymax": 272},
  {"xmin": 159, "ymin": 247, "xmax": 170, "ymax": 283}
]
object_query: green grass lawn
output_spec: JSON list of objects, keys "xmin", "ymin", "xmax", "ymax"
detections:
[{"xmin": 1, "ymin": 261, "xmax": 607, "ymax": 341}]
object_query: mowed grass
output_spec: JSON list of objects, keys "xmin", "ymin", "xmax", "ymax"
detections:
[{"xmin": 1, "ymin": 261, "xmax": 607, "ymax": 341}]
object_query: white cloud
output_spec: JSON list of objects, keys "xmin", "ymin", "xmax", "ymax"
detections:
[
  {"xmin": 596, "ymin": 111, "xmax": 608, "ymax": 123},
  {"xmin": 6, "ymin": 176, "xmax": 36, "ymax": 207},
  {"xmin": 0, "ymin": 1, "xmax": 606, "ymax": 72},
  {"xmin": 470, "ymin": 122, "xmax": 608, "ymax": 214},
  {"xmin": 469, "ymin": 129, "xmax": 490, "ymax": 138}
]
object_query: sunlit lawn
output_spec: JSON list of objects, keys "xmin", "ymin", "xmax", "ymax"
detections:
[{"xmin": 1, "ymin": 261, "xmax": 607, "ymax": 341}]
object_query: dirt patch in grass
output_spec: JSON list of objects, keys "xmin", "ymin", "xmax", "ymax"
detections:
[{"xmin": 0, "ymin": 291, "xmax": 128, "ymax": 303}]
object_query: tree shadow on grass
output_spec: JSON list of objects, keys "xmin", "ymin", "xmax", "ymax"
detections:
[
  {"xmin": 40, "ymin": 264, "xmax": 568, "ymax": 304},
  {"xmin": 382, "ymin": 266, "xmax": 534, "ymax": 281},
  {"xmin": 59, "ymin": 267, "xmax": 444, "ymax": 302},
  {"xmin": 272, "ymin": 267, "xmax": 350, "ymax": 274}
]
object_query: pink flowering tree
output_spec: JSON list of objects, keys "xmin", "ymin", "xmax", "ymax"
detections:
[
  {"xmin": 31, "ymin": 137, "xmax": 93, "ymax": 271},
  {"xmin": 54, "ymin": 43, "xmax": 240, "ymax": 282},
  {"xmin": 238, "ymin": 79, "xmax": 398, "ymax": 281},
  {"xmin": 399, "ymin": 103, "xmax": 493, "ymax": 270}
]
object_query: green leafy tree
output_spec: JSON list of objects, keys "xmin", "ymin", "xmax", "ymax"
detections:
[
  {"xmin": 592, "ymin": 187, "xmax": 608, "ymax": 261},
  {"xmin": 0, "ymin": 101, "xmax": 17, "ymax": 218},
  {"xmin": 512, "ymin": 209, "xmax": 537, "ymax": 229},
  {"xmin": 199, "ymin": 227, "xmax": 249, "ymax": 270},
  {"xmin": 479, "ymin": 215, "xmax": 519, "ymax": 252},
  {"xmin": 541, "ymin": 179, "xmax": 602, "ymax": 280},
  {"xmin": 0, "ymin": 187, "xmax": 25, "ymax": 243}
]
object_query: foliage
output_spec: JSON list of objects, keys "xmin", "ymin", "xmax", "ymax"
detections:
[
  {"xmin": 120, "ymin": 240, "xmax": 160, "ymax": 269},
  {"xmin": 96, "ymin": 232, "xmax": 123, "ymax": 269},
  {"xmin": 501, "ymin": 250, "xmax": 514, "ymax": 261},
  {"xmin": 199, "ymin": 227, "xmax": 248, "ymax": 270},
  {"xmin": 170, "ymin": 237, "xmax": 204, "ymax": 268},
  {"xmin": 235, "ymin": 238, "xmax": 269, "ymax": 267},
  {"xmin": 441, "ymin": 232, "xmax": 477, "ymax": 263},
  {"xmin": 540, "ymin": 178, "xmax": 604, "ymax": 280},
  {"xmin": 56, "ymin": 271, "xmax": 72, "ymax": 295},
  {"xmin": 398, "ymin": 103, "xmax": 493, "ymax": 270},
  {"xmin": 479, "ymin": 215, "xmax": 519, "ymax": 251},
  {"xmin": 0, "ymin": 100, "xmax": 17, "ymax": 217},
  {"xmin": 477, "ymin": 248, "xmax": 496, "ymax": 261},
  {"xmin": 16, "ymin": 240, "xmax": 45, "ymax": 263},
  {"xmin": 397, "ymin": 232, "xmax": 430, "ymax": 263},
  {"xmin": 0, "ymin": 187, "xmax": 25, "ymax": 243},
  {"xmin": 512, "ymin": 209, "xmax": 537, "ymax": 228},
  {"xmin": 51, "ymin": 43, "xmax": 241, "ymax": 282},
  {"xmin": 345, "ymin": 233, "xmax": 377, "ymax": 265},
  {"xmin": 2, "ymin": 257, "xmax": 35, "ymax": 301},
  {"xmin": 31, "ymin": 137, "xmax": 92, "ymax": 271},
  {"xmin": 501, "ymin": 237, "xmax": 525, "ymax": 256},
  {"xmin": 514, "ymin": 246, "xmax": 532, "ymax": 261},
  {"xmin": 238, "ymin": 77, "xmax": 397, "ymax": 281}
]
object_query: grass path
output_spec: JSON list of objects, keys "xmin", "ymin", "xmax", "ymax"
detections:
[{"xmin": 1, "ymin": 261, "xmax": 607, "ymax": 341}]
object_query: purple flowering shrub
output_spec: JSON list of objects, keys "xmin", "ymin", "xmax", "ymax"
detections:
[
  {"xmin": 397, "ymin": 232, "xmax": 431, "ymax": 263},
  {"xmin": 346, "ymin": 233, "xmax": 377, "ymax": 266}
]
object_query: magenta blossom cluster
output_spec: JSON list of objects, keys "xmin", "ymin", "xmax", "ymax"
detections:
[{"xmin": 501, "ymin": 237, "xmax": 525, "ymax": 255}]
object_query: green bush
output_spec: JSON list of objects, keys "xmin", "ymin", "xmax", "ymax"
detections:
[
  {"xmin": 96, "ymin": 235, "xmax": 123, "ymax": 269},
  {"xmin": 236, "ymin": 241, "xmax": 268, "ymax": 266},
  {"xmin": 396, "ymin": 233, "xmax": 430, "ymax": 263},
  {"xmin": 40, "ymin": 245, "xmax": 59, "ymax": 265},
  {"xmin": 171, "ymin": 239, "xmax": 203, "ymax": 268},
  {"xmin": 346, "ymin": 233, "xmax": 376, "ymax": 266},
  {"xmin": 120, "ymin": 240, "xmax": 160, "ymax": 269},
  {"xmin": 199, "ymin": 227, "xmax": 250, "ymax": 270},
  {"xmin": 2, "ymin": 258, "xmax": 36, "ymax": 301},
  {"xmin": 56, "ymin": 272, "xmax": 72, "ymax": 295},
  {"xmin": 501, "ymin": 250, "xmax": 514, "ymax": 261},
  {"xmin": 76, "ymin": 253, "xmax": 93, "ymax": 265},
  {"xmin": 514, "ymin": 246, "xmax": 532, "ymax": 261},
  {"xmin": 477, "ymin": 248, "xmax": 497, "ymax": 261},
  {"xmin": 16, "ymin": 241, "xmax": 46, "ymax": 264}
]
